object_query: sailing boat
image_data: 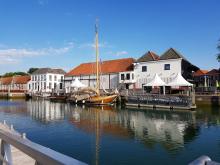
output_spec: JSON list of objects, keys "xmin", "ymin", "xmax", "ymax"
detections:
[{"xmin": 86, "ymin": 21, "xmax": 118, "ymax": 105}]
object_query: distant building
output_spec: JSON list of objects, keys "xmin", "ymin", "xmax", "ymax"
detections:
[
  {"xmin": 65, "ymin": 58, "xmax": 135, "ymax": 92},
  {"xmin": 206, "ymin": 69, "xmax": 220, "ymax": 87},
  {"xmin": 29, "ymin": 68, "xmax": 66, "ymax": 93},
  {"xmin": 119, "ymin": 48, "xmax": 199, "ymax": 89},
  {"xmin": 193, "ymin": 70, "xmax": 209, "ymax": 87},
  {"xmin": 0, "ymin": 75, "xmax": 31, "ymax": 92}
]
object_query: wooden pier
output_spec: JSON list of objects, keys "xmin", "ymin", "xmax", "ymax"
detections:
[
  {"xmin": 122, "ymin": 94, "xmax": 196, "ymax": 110},
  {"xmin": 0, "ymin": 120, "xmax": 87, "ymax": 165}
]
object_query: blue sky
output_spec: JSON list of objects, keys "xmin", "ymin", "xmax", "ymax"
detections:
[{"xmin": 0, "ymin": 0, "xmax": 220, "ymax": 74}]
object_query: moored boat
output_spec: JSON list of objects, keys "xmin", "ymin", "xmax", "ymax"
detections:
[
  {"xmin": 85, "ymin": 21, "xmax": 118, "ymax": 105},
  {"xmin": 87, "ymin": 94, "xmax": 118, "ymax": 105}
]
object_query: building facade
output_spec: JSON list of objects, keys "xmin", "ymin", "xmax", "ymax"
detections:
[
  {"xmin": 193, "ymin": 69, "xmax": 220, "ymax": 87},
  {"xmin": 29, "ymin": 68, "xmax": 65, "ymax": 93},
  {"xmin": 0, "ymin": 75, "xmax": 31, "ymax": 92},
  {"xmin": 119, "ymin": 48, "xmax": 199, "ymax": 89},
  {"xmin": 193, "ymin": 70, "xmax": 209, "ymax": 87},
  {"xmin": 65, "ymin": 58, "xmax": 135, "ymax": 92}
]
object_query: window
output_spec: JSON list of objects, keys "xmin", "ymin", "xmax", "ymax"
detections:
[
  {"xmin": 49, "ymin": 83, "xmax": 52, "ymax": 89},
  {"xmin": 142, "ymin": 66, "xmax": 147, "ymax": 72},
  {"xmin": 126, "ymin": 73, "xmax": 130, "ymax": 80},
  {"xmin": 60, "ymin": 83, "xmax": 63, "ymax": 89},
  {"xmin": 54, "ymin": 75, "xmax": 57, "ymax": 81},
  {"xmin": 121, "ymin": 74, "xmax": 125, "ymax": 80},
  {"xmin": 41, "ymin": 75, "xmax": 43, "ymax": 81},
  {"xmin": 49, "ymin": 75, "xmax": 52, "ymax": 81},
  {"xmin": 164, "ymin": 64, "xmax": 170, "ymax": 70},
  {"xmin": 44, "ymin": 75, "xmax": 46, "ymax": 81},
  {"xmin": 132, "ymin": 73, "xmax": 134, "ymax": 80},
  {"xmin": 44, "ymin": 82, "xmax": 46, "ymax": 89},
  {"xmin": 61, "ymin": 76, "xmax": 63, "ymax": 81}
]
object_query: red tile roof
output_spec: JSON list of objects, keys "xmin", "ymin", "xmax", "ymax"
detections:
[
  {"xmin": 0, "ymin": 77, "xmax": 12, "ymax": 85},
  {"xmin": 65, "ymin": 58, "xmax": 135, "ymax": 76},
  {"xmin": 0, "ymin": 76, "xmax": 31, "ymax": 85},
  {"xmin": 207, "ymin": 69, "xmax": 220, "ymax": 76},
  {"xmin": 14, "ymin": 76, "xmax": 31, "ymax": 84},
  {"xmin": 193, "ymin": 70, "xmax": 209, "ymax": 76}
]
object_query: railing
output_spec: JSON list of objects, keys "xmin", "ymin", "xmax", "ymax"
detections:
[{"xmin": 0, "ymin": 121, "xmax": 87, "ymax": 165}]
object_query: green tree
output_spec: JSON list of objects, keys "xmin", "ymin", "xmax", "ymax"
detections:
[
  {"xmin": 2, "ymin": 72, "xmax": 28, "ymax": 77},
  {"xmin": 217, "ymin": 40, "xmax": 220, "ymax": 63},
  {"xmin": 27, "ymin": 68, "xmax": 39, "ymax": 74}
]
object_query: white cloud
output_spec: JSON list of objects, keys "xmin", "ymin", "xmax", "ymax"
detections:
[
  {"xmin": 105, "ymin": 50, "xmax": 128, "ymax": 56},
  {"xmin": 115, "ymin": 51, "xmax": 128, "ymax": 56},
  {"xmin": 0, "ymin": 45, "xmax": 73, "ymax": 64},
  {"xmin": 0, "ymin": 58, "xmax": 19, "ymax": 64},
  {"xmin": 79, "ymin": 42, "xmax": 112, "ymax": 49}
]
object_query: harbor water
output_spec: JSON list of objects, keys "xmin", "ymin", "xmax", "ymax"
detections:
[{"xmin": 0, "ymin": 99, "xmax": 220, "ymax": 165}]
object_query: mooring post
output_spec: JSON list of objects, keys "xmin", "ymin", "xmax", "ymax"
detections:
[
  {"xmin": 10, "ymin": 125, "xmax": 13, "ymax": 131},
  {"xmin": 0, "ymin": 140, "xmax": 12, "ymax": 165},
  {"xmin": 21, "ymin": 133, "xmax": 26, "ymax": 139}
]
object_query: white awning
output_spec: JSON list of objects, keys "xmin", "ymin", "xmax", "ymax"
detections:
[
  {"xmin": 71, "ymin": 78, "xmax": 87, "ymax": 88},
  {"xmin": 143, "ymin": 74, "xmax": 166, "ymax": 86},
  {"xmin": 167, "ymin": 73, "xmax": 193, "ymax": 86}
]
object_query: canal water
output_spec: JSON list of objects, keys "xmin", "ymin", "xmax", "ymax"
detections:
[{"xmin": 0, "ymin": 99, "xmax": 220, "ymax": 165}]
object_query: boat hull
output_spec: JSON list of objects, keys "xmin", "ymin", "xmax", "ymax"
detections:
[{"xmin": 86, "ymin": 95, "xmax": 118, "ymax": 105}]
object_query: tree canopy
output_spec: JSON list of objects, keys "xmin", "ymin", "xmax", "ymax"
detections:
[
  {"xmin": 217, "ymin": 40, "xmax": 220, "ymax": 63},
  {"xmin": 2, "ymin": 72, "xmax": 28, "ymax": 77},
  {"xmin": 27, "ymin": 68, "xmax": 39, "ymax": 74}
]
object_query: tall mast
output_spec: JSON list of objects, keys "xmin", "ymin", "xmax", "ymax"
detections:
[{"xmin": 95, "ymin": 20, "xmax": 100, "ymax": 95}]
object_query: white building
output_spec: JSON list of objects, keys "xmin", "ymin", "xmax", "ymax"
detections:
[
  {"xmin": 29, "ymin": 68, "xmax": 66, "ymax": 93},
  {"xmin": 65, "ymin": 58, "xmax": 135, "ymax": 92},
  {"xmin": 119, "ymin": 48, "xmax": 198, "ymax": 89},
  {"xmin": 0, "ymin": 75, "xmax": 31, "ymax": 92}
]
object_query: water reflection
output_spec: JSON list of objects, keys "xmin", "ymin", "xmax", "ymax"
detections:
[
  {"xmin": 28, "ymin": 100, "xmax": 65, "ymax": 122},
  {"xmin": 69, "ymin": 106, "xmax": 198, "ymax": 152},
  {"xmin": 0, "ymin": 100, "xmax": 205, "ymax": 165},
  {"xmin": 1, "ymin": 99, "xmax": 198, "ymax": 152}
]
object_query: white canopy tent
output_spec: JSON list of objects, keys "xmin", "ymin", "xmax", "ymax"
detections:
[
  {"xmin": 143, "ymin": 73, "xmax": 166, "ymax": 87},
  {"xmin": 167, "ymin": 73, "xmax": 193, "ymax": 86},
  {"xmin": 143, "ymin": 74, "xmax": 166, "ymax": 95},
  {"xmin": 71, "ymin": 78, "xmax": 87, "ymax": 88}
]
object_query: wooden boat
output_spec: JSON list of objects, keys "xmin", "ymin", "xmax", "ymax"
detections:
[
  {"xmin": 85, "ymin": 21, "xmax": 118, "ymax": 105},
  {"xmin": 87, "ymin": 94, "xmax": 118, "ymax": 105},
  {"xmin": 49, "ymin": 95, "xmax": 67, "ymax": 102}
]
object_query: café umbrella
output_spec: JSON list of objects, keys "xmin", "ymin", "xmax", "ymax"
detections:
[
  {"xmin": 167, "ymin": 73, "xmax": 193, "ymax": 86},
  {"xmin": 143, "ymin": 74, "xmax": 166, "ymax": 95},
  {"xmin": 71, "ymin": 78, "xmax": 87, "ymax": 88}
]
